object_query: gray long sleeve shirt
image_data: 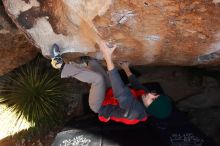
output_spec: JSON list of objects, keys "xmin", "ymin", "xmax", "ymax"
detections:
[{"xmin": 98, "ymin": 68, "xmax": 149, "ymax": 123}]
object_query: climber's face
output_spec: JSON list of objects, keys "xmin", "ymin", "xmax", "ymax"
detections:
[{"xmin": 142, "ymin": 92, "xmax": 159, "ymax": 107}]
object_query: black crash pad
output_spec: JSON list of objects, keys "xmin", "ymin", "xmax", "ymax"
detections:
[{"xmin": 51, "ymin": 112, "xmax": 217, "ymax": 146}]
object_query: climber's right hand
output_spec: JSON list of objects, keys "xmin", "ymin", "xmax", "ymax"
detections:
[{"xmin": 98, "ymin": 40, "xmax": 117, "ymax": 61}]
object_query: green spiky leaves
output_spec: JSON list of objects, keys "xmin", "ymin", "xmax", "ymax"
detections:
[{"xmin": 0, "ymin": 57, "xmax": 64, "ymax": 128}]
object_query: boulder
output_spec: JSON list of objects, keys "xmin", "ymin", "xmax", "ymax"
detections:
[
  {"xmin": 0, "ymin": 1, "xmax": 38, "ymax": 75},
  {"xmin": 2, "ymin": 0, "xmax": 220, "ymax": 66}
]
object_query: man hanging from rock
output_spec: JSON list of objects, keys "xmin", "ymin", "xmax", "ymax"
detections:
[{"xmin": 50, "ymin": 40, "xmax": 172, "ymax": 125}]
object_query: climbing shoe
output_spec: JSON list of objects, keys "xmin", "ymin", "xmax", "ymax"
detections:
[{"xmin": 51, "ymin": 43, "xmax": 63, "ymax": 69}]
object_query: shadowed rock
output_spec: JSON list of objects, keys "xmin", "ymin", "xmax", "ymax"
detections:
[{"xmin": 0, "ymin": 1, "xmax": 38, "ymax": 75}]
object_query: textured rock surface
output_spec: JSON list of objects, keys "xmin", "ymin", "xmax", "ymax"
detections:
[
  {"xmin": 0, "ymin": 1, "xmax": 38, "ymax": 75},
  {"xmin": 2, "ymin": 0, "xmax": 220, "ymax": 66}
]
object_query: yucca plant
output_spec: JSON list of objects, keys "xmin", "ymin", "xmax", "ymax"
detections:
[{"xmin": 0, "ymin": 57, "xmax": 64, "ymax": 129}]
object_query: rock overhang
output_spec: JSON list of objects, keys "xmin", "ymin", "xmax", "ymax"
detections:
[{"xmin": 2, "ymin": 0, "xmax": 220, "ymax": 66}]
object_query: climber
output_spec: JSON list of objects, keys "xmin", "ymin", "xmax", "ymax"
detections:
[{"xmin": 50, "ymin": 41, "xmax": 172, "ymax": 124}]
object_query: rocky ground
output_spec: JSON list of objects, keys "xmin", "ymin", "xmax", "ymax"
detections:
[{"xmin": 0, "ymin": 65, "xmax": 220, "ymax": 146}]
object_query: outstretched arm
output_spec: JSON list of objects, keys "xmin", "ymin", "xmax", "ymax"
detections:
[
  {"xmin": 98, "ymin": 41, "xmax": 125, "ymax": 97},
  {"xmin": 98, "ymin": 41, "xmax": 134, "ymax": 109}
]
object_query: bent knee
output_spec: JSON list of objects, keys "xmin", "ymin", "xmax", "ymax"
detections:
[{"xmin": 93, "ymin": 73, "xmax": 105, "ymax": 84}]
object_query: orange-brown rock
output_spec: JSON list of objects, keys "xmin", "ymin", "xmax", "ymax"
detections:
[
  {"xmin": 2, "ymin": 0, "xmax": 220, "ymax": 66},
  {"xmin": 0, "ymin": 2, "xmax": 38, "ymax": 75}
]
